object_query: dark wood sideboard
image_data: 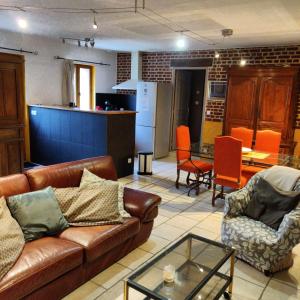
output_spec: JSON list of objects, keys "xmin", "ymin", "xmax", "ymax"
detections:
[{"xmin": 223, "ymin": 66, "xmax": 299, "ymax": 153}]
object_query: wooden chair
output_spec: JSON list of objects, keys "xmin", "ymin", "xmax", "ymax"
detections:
[
  {"xmin": 176, "ymin": 125, "xmax": 213, "ymax": 195},
  {"xmin": 255, "ymin": 130, "xmax": 281, "ymax": 153},
  {"xmin": 231, "ymin": 127, "xmax": 254, "ymax": 148},
  {"xmin": 212, "ymin": 136, "xmax": 248, "ymax": 206}
]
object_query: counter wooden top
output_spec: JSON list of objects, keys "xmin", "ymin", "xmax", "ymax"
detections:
[{"xmin": 28, "ymin": 104, "xmax": 137, "ymax": 115}]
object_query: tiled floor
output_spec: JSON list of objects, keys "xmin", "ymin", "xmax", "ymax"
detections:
[{"xmin": 64, "ymin": 155, "xmax": 300, "ymax": 300}]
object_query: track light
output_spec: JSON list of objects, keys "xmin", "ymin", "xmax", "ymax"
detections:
[
  {"xmin": 78, "ymin": 40, "xmax": 81, "ymax": 47},
  {"xmin": 17, "ymin": 18, "xmax": 27, "ymax": 29},
  {"xmin": 176, "ymin": 37, "xmax": 185, "ymax": 49},
  {"xmin": 85, "ymin": 41, "xmax": 88, "ymax": 48},
  {"xmin": 92, "ymin": 15, "xmax": 98, "ymax": 29},
  {"xmin": 90, "ymin": 39, "xmax": 95, "ymax": 48},
  {"xmin": 240, "ymin": 59, "xmax": 247, "ymax": 66}
]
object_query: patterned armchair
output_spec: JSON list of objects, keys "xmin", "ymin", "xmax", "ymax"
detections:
[{"xmin": 221, "ymin": 171, "xmax": 300, "ymax": 274}]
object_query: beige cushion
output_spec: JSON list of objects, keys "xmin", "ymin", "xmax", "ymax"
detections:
[
  {"xmin": 54, "ymin": 183, "xmax": 123, "ymax": 226},
  {"xmin": 80, "ymin": 169, "xmax": 131, "ymax": 218},
  {"xmin": 0, "ymin": 197, "xmax": 25, "ymax": 280}
]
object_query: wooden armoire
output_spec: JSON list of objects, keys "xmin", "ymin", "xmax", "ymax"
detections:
[
  {"xmin": 0, "ymin": 52, "xmax": 25, "ymax": 176},
  {"xmin": 223, "ymin": 66, "xmax": 299, "ymax": 153}
]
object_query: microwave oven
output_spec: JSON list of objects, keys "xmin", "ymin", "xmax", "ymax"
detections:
[{"xmin": 208, "ymin": 81, "xmax": 227, "ymax": 99}]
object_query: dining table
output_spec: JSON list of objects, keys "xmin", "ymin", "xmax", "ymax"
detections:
[
  {"xmin": 177, "ymin": 142, "xmax": 300, "ymax": 195},
  {"xmin": 188, "ymin": 142, "xmax": 300, "ymax": 169}
]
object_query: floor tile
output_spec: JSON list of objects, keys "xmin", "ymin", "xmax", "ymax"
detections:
[
  {"xmin": 63, "ymin": 281, "xmax": 105, "ymax": 300},
  {"xmin": 234, "ymin": 260, "xmax": 270, "ymax": 287},
  {"xmin": 229, "ymin": 277, "xmax": 264, "ymax": 300},
  {"xmin": 166, "ymin": 215, "xmax": 199, "ymax": 230},
  {"xmin": 154, "ymin": 214, "xmax": 169, "ymax": 227},
  {"xmin": 158, "ymin": 203, "xmax": 181, "ymax": 218},
  {"xmin": 152, "ymin": 223, "xmax": 186, "ymax": 241},
  {"xmin": 91, "ymin": 263, "xmax": 131, "ymax": 289},
  {"xmin": 261, "ymin": 279, "xmax": 300, "ymax": 300},
  {"xmin": 139, "ymin": 234, "xmax": 170, "ymax": 254},
  {"xmin": 273, "ymin": 250, "xmax": 300, "ymax": 290},
  {"xmin": 118, "ymin": 248, "xmax": 153, "ymax": 270}
]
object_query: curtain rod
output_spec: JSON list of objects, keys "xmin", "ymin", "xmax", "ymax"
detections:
[
  {"xmin": 0, "ymin": 46, "xmax": 38, "ymax": 55},
  {"xmin": 54, "ymin": 55, "xmax": 110, "ymax": 66}
]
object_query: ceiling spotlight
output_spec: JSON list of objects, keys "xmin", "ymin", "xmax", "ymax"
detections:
[
  {"xmin": 176, "ymin": 38, "xmax": 186, "ymax": 49},
  {"xmin": 214, "ymin": 51, "xmax": 220, "ymax": 58},
  {"xmin": 240, "ymin": 59, "xmax": 247, "ymax": 66},
  {"xmin": 78, "ymin": 40, "xmax": 81, "ymax": 47},
  {"xmin": 17, "ymin": 18, "xmax": 27, "ymax": 29},
  {"xmin": 92, "ymin": 15, "xmax": 98, "ymax": 30}
]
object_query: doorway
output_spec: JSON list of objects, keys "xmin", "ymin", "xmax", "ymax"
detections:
[{"xmin": 171, "ymin": 69, "xmax": 207, "ymax": 149}]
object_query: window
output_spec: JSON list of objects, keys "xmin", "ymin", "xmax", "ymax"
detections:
[{"xmin": 75, "ymin": 64, "xmax": 95, "ymax": 110}]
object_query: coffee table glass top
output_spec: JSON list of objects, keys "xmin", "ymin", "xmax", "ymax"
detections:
[{"xmin": 126, "ymin": 234, "xmax": 234, "ymax": 300}]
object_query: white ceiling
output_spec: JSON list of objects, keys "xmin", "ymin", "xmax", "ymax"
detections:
[{"xmin": 0, "ymin": 0, "xmax": 299, "ymax": 51}]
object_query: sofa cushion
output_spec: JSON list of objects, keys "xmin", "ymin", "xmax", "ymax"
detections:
[
  {"xmin": 0, "ymin": 237, "xmax": 83, "ymax": 299},
  {"xmin": 59, "ymin": 217, "xmax": 140, "ymax": 262},
  {"xmin": 80, "ymin": 168, "xmax": 131, "ymax": 218},
  {"xmin": 0, "ymin": 198, "xmax": 25, "ymax": 281},
  {"xmin": 54, "ymin": 185, "xmax": 123, "ymax": 226},
  {"xmin": 7, "ymin": 187, "xmax": 69, "ymax": 242}
]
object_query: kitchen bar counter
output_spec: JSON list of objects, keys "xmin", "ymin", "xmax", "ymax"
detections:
[
  {"xmin": 28, "ymin": 105, "xmax": 136, "ymax": 177},
  {"xmin": 29, "ymin": 104, "xmax": 137, "ymax": 115}
]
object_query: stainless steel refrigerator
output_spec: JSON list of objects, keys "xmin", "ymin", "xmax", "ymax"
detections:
[{"xmin": 135, "ymin": 82, "xmax": 173, "ymax": 159}]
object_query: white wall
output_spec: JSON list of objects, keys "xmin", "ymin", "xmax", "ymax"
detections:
[{"xmin": 0, "ymin": 30, "xmax": 117, "ymax": 105}]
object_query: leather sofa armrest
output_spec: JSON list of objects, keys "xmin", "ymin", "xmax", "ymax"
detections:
[{"xmin": 123, "ymin": 187, "xmax": 161, "ymax": 223}]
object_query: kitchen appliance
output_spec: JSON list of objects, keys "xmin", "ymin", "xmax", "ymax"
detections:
[{"xmin": 136, "ymin": 82, "xmax": 173, "ymax": 159}]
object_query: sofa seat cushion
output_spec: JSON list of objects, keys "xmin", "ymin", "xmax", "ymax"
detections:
[
  {"xmin": 0, "ymin": 237, "xmax": 83, "ymax": 298},
  {"xmin": 59, "ymin": 217, "xmax": 140, "ymax": 263}
]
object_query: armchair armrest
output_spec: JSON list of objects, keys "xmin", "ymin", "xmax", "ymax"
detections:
[
  {"xmin": 224, "ymin": 171, "xmax": 263, "ymax": 218},
  {"xmin": 123, "ymin": 187, "xmax": 161, "ymax": 223},
  {"xmin": 224, "ymin": 188, "xmax": 251, "ymax": 218},
  {"xmin": 277, "ymin": 208, "xmax": 300, "ymax": 246}
]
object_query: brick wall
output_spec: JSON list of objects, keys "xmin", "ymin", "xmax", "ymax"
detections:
[{"xmin": 117, "ymin": 45, "xmax": 300, "ymax": 126}]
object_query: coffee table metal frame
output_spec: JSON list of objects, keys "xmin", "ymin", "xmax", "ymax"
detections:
[{"xmin": 123, "ymin": 233, "xmax": 235, "ymax": 300}]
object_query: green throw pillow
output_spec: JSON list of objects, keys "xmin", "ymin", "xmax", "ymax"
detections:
[{"xmin": 7, "ymin": 187, "xmax": 69, "ymax": 242}]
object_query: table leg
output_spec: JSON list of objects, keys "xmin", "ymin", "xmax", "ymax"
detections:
[
  {"xmin": 228, "ymin": 251, "xmax": 235, "ymax": 294},
  {"xmin": 124, "ymin": 280, "xmax": 129, "ymax": 300},
  {"xmin": 187, "ymin": 238, "xmax": 192, "ymax": 260}
]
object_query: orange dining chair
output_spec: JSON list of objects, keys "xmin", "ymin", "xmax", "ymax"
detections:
[
  {"xmin": 212, "ymin": 136, "xmax": 249, "ymax": 206},
  {"xmin": 231, "ymin": 127, "xmax": 254, "ymax": 148},
  {"xmin": 255, "ymin": 130, "xmax": 281, "ymax": 153},
  {"xmin": 176, "ymin": 125, "xmax": 213, "ymax": 195}
]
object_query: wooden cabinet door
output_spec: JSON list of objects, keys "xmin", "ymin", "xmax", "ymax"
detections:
[
  {"xmin": 224, "ymin": 76, "xmax": 258, "ymax": 134},
  {"xmin": 0, "ymin": 57, "xmax": 24, "ymax": 176},
  {"xmin": 257, "ymin": 76, "xmax": 293, "ymax": 140}
]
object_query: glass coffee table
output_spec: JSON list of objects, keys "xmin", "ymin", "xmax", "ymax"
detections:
[{"xmin": 124, "ymin": 233, "xmax": 235, "ymax": 300}]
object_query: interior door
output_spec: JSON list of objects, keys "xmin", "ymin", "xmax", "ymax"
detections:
[
  {"xmin": 224, "ymin": 76, "xmax": 258, "ymax": 134},
  {"xmin": 171, "ymin": 70, "xmax": 191, "ymax": 149},
  {"xmin": 0, "ymin": 58, "xmax": 24, "ymax": 176},
  {"xmin": 188, "ymin": 70, "xmax": 206, "ymax": 143},
  {"xmin": 257, "ymin": 76, "xmax": 292, "ymax": 140}
]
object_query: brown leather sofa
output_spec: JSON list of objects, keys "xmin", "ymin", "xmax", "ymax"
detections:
[{"xmin": 0, "ymin": 156, "xmax": 161, "ymax": 300}]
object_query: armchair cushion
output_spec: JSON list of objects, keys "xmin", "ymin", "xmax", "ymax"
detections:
[{"xmin": 244, "ymin": 178, "xmax": 300, "ymax": 230}]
